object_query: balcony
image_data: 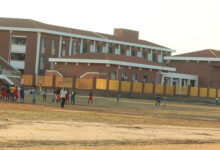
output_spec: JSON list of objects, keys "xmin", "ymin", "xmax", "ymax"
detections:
[
  {"xmin": 11, "ymin": 44, "xmax": 26, "ymax": 53},
  {"xmin": 10, "ymin": 60, "xmax": 25, "ymax": 69}
]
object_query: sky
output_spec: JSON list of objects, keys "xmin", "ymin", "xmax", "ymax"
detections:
[{"xmin": 1, "ymin": 0, "xmax": 220, "ymax": 55}]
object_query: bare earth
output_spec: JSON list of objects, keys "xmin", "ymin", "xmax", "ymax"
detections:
[{"xmin": 1, "ymin": 120, "xmax": 220, "ymax": 142}]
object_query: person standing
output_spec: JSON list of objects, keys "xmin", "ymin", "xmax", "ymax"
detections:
[
  {"xmin": 60, "ymin": 88, "xmax": 67, "ymax": 108},
  {"xmin": 158, "ymin": 95, "xmax": 161, "ymax": 106},
  {"xmin": 5, "ymin": 85, "xmax": 10, "ymax": 101},
  {"xmin": 56, "ymin": 88, "xmax": 61, "ymax": 103},
  {"xmin": 32, "ymin": 87, "xmax": 37, "ymax": 104},
  {"xmin": 20, "ymin": 87, "xmax": 24, "ymax": 103},
  {"xmin": 163, "ymin": 95, "xmax": 167, "ymax": 106},
  {"xmin": 42, "ymin": 89, "xmax": 47, "ymax": 102},
  {"xmin": 116, "ymin": 92, "xmax": 120, "ymax": 104},
  {"xmin": 71, "ymin": 90, "xmax": 76, "ymax": 105},
  {"xmin": 9, "ymin": 85, "xmax": 15, "ymax": 101},
  {"xmin": 14, "ymin": 86, "xmax": 18, "ymax": 102},
  {"xmin": 216, "ymin": 97, "xmax": 219, "ymax": 105},
  {"xmin": 0, "ymin": 84, "xmax": 5, "ymax": 100},
  {"xmin": 155, "ymin": 94, "xmax": 158, "ymax": 106},
  {"xmin": 66, "ymin": 88, "xmax": 70, "ymax": 104},
  {"xmin": 88, "ymin": 90, "xmax": 93, "ymax": 104}
]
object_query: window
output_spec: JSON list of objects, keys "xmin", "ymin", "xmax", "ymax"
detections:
[
  {"xmin": 111, "ymin": 72, "xmax": 116, "ymax": 80},
  {"xmin": 102, "ymin": 46, "xmax": 108, "ymax": 53},
  {"xmin": 62, "ymin": 41, "xmax": 66, "ymax": 56},
  {"xmin": 12, "ymin": 37, "xmax": 26, "ymax": 45},
  {"xmin": 50, "ymin": 62, "xmax": 54, "ymax": 70},
  {"xmin": 142, "ymin": 75, "xmax": 147, "ymax": 83},
  {"xmin": 209, "ymin": 81, "xmax": 213, "ymax": 88},
  {"xmin": 131, "ymin": 50, "xmax": 135, "ymax": 56},
  {"xmin": 73, "ymin": 43, "xmax": 77, "ymax": 54},
  {"xmin": 148, "ymin": 53, "xmax": 152, "ymax": 61},
  {"xmin": 95, "ymin": 45, "xmax": 99, "ymax": 53},
  {"xmin": 158, "ymin": 54, "xmax": 163, "ymax": 63},
  {"xmin": 40, "ymin": 56, "xmax": 44, "ymax": 63},
  {"xmin": 120, "ymin": 49, "xmax": 124, "ymax": 55},
  {"xmin": 108, "ymin": 47, "xmax": 112, "ymax": 54},
  {"xmin": 51, "ymin": 40, "xmax": 55, "ymax": 49},
  {"xmin": 82, "ymin": 44, "xmax": 87, "ymax": 53},
  {"xmin": 210, "ymin": 66, "xmax": 214, "ymax": 75},
  {"xmin": 41, "ymin": 38, "xmax": 45, "ymax": 48},
  {"xmin": 121, "ymin": 73, "xmax": 128, "ymax": 81},
  {"xmin": 152, "ymin": 53, "xmax": 156, "ymax": 62},
  {"xmin": 90, "ymin": 45, "xmax": 95, "ymax": 53},
  {"xmin": 132, "ymin": 74, "xmax": 137, "ymax": 82},
  {"xmin": 11, "ymin": 53, "xmax": 25, "ymax": 61},
  {"xmin": 115, "ymin": 48, "xmax": 121, "ymax": 55},
  {"xmin": 137, "ymin": 51, "xmax": 143, "ymax": 58},
  {"xmin": 126, "ymin": 50, "xmax": 131, "ymax": 56},
  {"xmin": 51, "ymin": 40, "xmax": 56, "ymax": 56}
]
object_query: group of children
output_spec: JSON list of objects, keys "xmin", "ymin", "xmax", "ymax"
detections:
[
  {"xmin": 156, "ymin": 94, "xmax": 167, "ymax": 106},
  {"xmin": 0, "ymin": 84, "xmax": 24, "ymax": 102}
]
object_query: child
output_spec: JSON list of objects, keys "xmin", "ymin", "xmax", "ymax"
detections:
[
  {"xmin": 88, "ymin": 90, "xmax": 93, "ymax": 104},
  {"xmin": 71, "ymin": 90, "xmax": 76, "ymax": 105},
  {"xmin": 66, "ymin": 88, "xmax": 70, "ymax": 104},
  {"xmin": 42, "ymin": 89, "xmax": 47, "ymax": 102},
  {"xmin": 20, "ymin": 87, "xmax": 24, "ymax": 103},
  {"xmin": 116, "ymin": 92, "xmax": 120, "ymax": 104},
  {"xmin": 32, "ymin": 87, "xmax": 37, "ymax": 104},
  {"xmin": 158, "ymin": 95, "xmax": 161, "ymax": 106},
  {"xmin": 14, "ymin": 86, "xmax": 18, "ymax": 102},
  {"xmin": 163, "ymin": 95, "xmax": 167, "ymax": 106},
  {"xmin": 52, "ymin": 89, "xmax": 56, "ymax": 103}
]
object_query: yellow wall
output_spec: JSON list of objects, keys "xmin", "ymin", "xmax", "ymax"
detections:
[
  {"xmin": 36, "ymin": 76, "xmax": 53, "ymax": 87},
  {"xmin": 55, "ymin": 77, "xmax": 72, "ymax": 88},
  {"xmin": 96, "ymin": 79, "xmax": 107, "ymax": 90},
  {"xmin": 155, "ymin": 84, "xmax": 164, "ymax": 94},
  {"xmin": 165, "ymin": 85, "xmax": 174, "ymax": 95},
  {"xmin": 144, "ymin": 83, "xmax": 153, "ymax": 94},
  {"xmin": 200, "ymin": 88, "xmax": 208, "ymax": 97},
  {"xmin": 121, "ymin": 81, "xmax": 131, "ymax": 92},
  {"xmin": 218, "ymin": 89, "xmax": 220, "ymax": 98},
  {"xmin": 76, "ymin": 79, "xmax": 93, "ymax": 89},
  {"xmin": 176, "ymin": 86, "xmax": 188, "ymax": 96},
  {"xmin": 190, "ymin": 87, "xmax": 198, "ymax": 97},
  {"xmin": 108, "ymin": 80, "xmax": 119, "ymax": 91},
  {"xmin": 22, "ymin": 75, "xmax": 33, "ymax": 86},
  {"xmin": 132, "ymin": 82, "xmax": 142, "ymax": 93},
  {"xmin": 209, "ymin": 88, "xmax": 216, "ymax": 98}
]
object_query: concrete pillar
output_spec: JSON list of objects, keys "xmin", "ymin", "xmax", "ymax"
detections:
[
  {"xmin": 58, "ymin": 36, "xmax": 62, "ymax": 57},
  {"xmin": 35, "ymin": 32, "xmax": 41, "ymax": 76},
  {"xmin": 68, "ymin": 37, "xmax": 72, "ymax": 56},
  {"xmin": 80, "ymin": 39, "xmax": 83, "ymax": 54}
]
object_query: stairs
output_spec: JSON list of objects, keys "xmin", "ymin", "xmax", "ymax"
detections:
[{"xmin": 0, "ymin": 56, "xmax": 21, "ymax": 85}]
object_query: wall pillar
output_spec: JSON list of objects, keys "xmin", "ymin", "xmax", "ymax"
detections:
[
  {"xmin": 58, "ymin": 35, "xmax": 62, "ymax": 57},
  {"xmin": 68, "ymin": 37, "xmax": 72, "ymax": 56},
  {"xmin": 35, "ymin": 32, "xmax": 41, "ymax": 76}
]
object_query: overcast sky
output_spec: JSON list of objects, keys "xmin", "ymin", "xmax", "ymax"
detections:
[{"xmin": 1, "ymin": 0, "xmax": 219, "ymax": 54}]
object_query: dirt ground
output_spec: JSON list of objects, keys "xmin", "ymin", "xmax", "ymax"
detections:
[
  {"xmin": 1, "ymin": 120, "xmax": 220, "ymax": 149},
  {"xmin": 1, "ymin": 100, "xmax": 220, "ymax": 149}
]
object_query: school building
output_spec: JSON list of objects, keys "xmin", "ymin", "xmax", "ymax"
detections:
[
  {"xmin": 1, "ymin": 17, "xmax": 200, "ymax": 85},
  {"xmin": 164, "ymin": 49, "xmax": 220, "ymax": 89}
]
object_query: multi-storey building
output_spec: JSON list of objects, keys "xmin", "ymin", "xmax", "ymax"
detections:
[
  {"xmin": 0, "ymin": 17, "xmax": 185, "ymax": 84},
  {"xmin": 164, "ymin": 49, "xmax": 220, "ymax": 88}
]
